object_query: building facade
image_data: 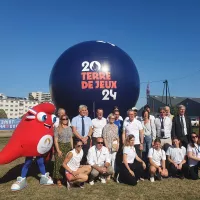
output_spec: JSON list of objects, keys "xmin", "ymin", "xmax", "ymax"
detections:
[
  {"xmin": 138, "ymin": 95, "xmax": 200, "ymax": 118},
  {"xmin": 0, "ymin": 94, "xmax": 38, "ymax": 119},
  {"xmin": 29, "ymin": 92, "xmax": 51, "ymax": 102}
]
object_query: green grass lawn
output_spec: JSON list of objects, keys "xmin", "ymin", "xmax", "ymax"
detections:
[{"xmin": 1, "ymin": 138, "xmax": 200, "ymax": 200}]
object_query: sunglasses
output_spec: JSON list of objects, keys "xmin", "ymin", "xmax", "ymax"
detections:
[
  {"xmin": 62, "ymin": 118, "xmax": 68, "ymax": 120},
  {"xmin": 97, "ymin": 142, "xmax": 104, "ymax": 144},
  {"xmin": 76, "ymin": 145, "xmax": 83, "ymax": 148},
  {"xmin": 192, "ymin": 136, "xmax": 198, "ymax": 139}
]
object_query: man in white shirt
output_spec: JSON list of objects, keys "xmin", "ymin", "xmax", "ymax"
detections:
[
  {"xmin": 87, "ymin": 137, "xmax": 113, "ymax": 185},
  {"xmin": 165, "ymin": 106, "xmax": 174, "ymax": 121},
  {"xmin": 122, "ymin": 109, "xmax": 144, "ymax": 158},
  {"xmin": 124, "ymin": 107, "xmax": 141, "ymax": 122},
  {"xmin": 92, "ymin": 108, "xmax": 107, "ymax": 145},
  {"xmin": 71, "ymin": 105, "xmax": 93, "ymax": 164},
  {"xmin": 155, "ymin": 107, "xmax": 172, "ymax": 148},
  {"xmin": 107, "ymin": 106, "xmax": 123, "ymax": 121}
]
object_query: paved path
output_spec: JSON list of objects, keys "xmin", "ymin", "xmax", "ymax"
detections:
[{"xmin": 0, "ymin": 131, "xmax": 13, "ymax": 137}]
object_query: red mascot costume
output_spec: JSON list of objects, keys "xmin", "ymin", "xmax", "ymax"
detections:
[{"xmin": 0, "ymin": 102, "xmax": 56, "ymax": 191}]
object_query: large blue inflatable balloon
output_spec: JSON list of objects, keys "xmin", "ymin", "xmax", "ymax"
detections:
[{"xmin": 49, "ymin": 41, "xmax": 140, "ymax": 118}]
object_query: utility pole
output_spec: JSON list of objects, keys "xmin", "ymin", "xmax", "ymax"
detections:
[{"xmin": 162, "ymin": 80, "xmax": 172, "ymax": 107}]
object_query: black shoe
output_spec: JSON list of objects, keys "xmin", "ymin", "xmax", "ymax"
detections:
[
  {"xmin": 179, "ymin": 175, "xmax": 184, "ymax": 180},
  {"xmin": 156, "ymin": 172, "xmax": 162, "ymax": 181}
]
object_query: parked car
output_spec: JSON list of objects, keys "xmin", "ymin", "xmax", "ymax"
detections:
[{"xmin": 191, "ymin": 118, "xmax": 199, "ymax": 126}]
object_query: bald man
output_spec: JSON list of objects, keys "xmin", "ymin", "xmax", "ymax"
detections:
[{"xmin": 54, "ymin": 108, "xmax": 71, "ymax": 127}]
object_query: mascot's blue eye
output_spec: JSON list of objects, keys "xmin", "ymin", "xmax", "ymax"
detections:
[
  {"xmin": 51, "ymin": 114, "xmax": 57, "ymax": 123},
  {"xmin": 37, "ymin": 112, "xmax": 47, "ymax": 122}
]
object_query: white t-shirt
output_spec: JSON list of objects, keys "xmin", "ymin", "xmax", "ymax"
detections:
[
  {"xmin": 92, "ymin": 117, "xmax": 107, "ymax": 138},
  {"xmin": 123, "ymin": 119, "xmax": 143, "ymax": 145},
  {"xmin": 166, "ymin": 146, "xmax": 186, "ymax": 164},
  {"xmin": 148, "ymin": 148, "xmax": 166, "ymax": 166},
  {"xmin": 67, "ymin": 149, "xmax": 83, "ymax": 171},
  {"xmin": 124, "ymin": 116, "xmax": 141, "ymax": 122},
  {"xmin": 187, "ymin": 143, "xmax": 200, "ymax": 167},
  {"xmin": 123, "ymin": 146, "xmax": 136, "ymax": 164}
]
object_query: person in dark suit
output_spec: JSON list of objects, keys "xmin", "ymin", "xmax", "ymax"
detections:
[{"xmin": 171, "ymin": 105, "xmax": 192, "ymax": 148}]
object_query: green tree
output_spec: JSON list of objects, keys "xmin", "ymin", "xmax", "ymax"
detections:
[
  {"xmin": 171, "ymin": 106, "xmax": 178, "ymax": 116},
  {"xmin": 0, "ymin": 109, "xmax": 8, "ymax": 118}
]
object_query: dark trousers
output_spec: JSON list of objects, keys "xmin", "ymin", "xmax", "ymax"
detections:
[
  {"xmin": 92, "ymin": 137, "xmax": 97, "ymax": 146},
  {"xmin": 73, "ymin": 137, "xmax": 91, "ymax": 165},
  {"xmin": 168, "ymin": 163, "xmax": 189, "ymax": 178},
  {"xmin": 189, "ymin": 162, "xmax": 200, "ymax": 180},
  {"xmin": 119, "ymin": 162, "xmax": 143, "ymax": 186},
  {"xmin": 135, "ymin": 144, "xmax": 142, "ymax": 159},
  {"xmin": 180, "ymin": 136, "xmax": 189, "ymax": 149}
]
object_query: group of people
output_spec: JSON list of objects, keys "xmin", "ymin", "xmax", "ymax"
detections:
[
  {"xmin": 11, "ymin": 103, "xmax": 199, "ymax": 191},
  {"xmin": 51, "ymin": 103, "xmax": 199, "ymax": 189}
]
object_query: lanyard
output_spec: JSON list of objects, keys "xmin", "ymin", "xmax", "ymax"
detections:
[{"xmin": 95, "ymin": 147, "xmax": 102, "ymax": 165}]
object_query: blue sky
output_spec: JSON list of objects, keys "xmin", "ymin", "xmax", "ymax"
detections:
[{"xmin": 0, "ymin": 0, "xmax": 200, "ymax": 109}]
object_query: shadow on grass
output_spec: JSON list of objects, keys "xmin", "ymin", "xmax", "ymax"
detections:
[{"xmin": 0, "ymin": 160, "xmax": 54, "ymax": 184}]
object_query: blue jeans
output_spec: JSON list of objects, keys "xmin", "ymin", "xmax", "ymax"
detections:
[
  {"xmin": 21, "ymin": 156, "xmax": 46, "ymax": 178},
  {"xmin": 143, "ymin": 135, "xmax": 152, "ymax": 153}
]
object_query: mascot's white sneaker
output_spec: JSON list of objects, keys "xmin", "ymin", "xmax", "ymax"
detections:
[
  {"xmin": 11, "ymin": 177, "xmax": 27, "ymax": 191},
  {"xmin": 40, "ymin": 172, "xmax": 54, "ymax": 185}
]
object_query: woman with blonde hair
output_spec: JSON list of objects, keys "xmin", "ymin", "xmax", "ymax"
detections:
[
  {"xmin": 53, "ymin": 114, "xmax": 73, "ymax": 186},
  {"xmin": 103, "ymin": 113, "xmax": 119, "ymax": 177},
  {"xmin": 118, "ymin": 135, "xmax": 146, "ymax": 185}
]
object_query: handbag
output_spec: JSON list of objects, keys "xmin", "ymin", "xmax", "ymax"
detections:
[{"xmin": 112, "ymin": 139, "xmax": 118, "ymax": 152}]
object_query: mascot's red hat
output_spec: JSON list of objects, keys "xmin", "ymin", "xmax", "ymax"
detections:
[{"xmin": 0, "ymin": 102, "xmax": 56, "ymax": 164}]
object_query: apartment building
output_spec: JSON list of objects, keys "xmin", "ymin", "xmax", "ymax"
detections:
[
  {"xmin": 29, "ymin": 92, "xmax": 51, "ymax": 102},
  {"xmin": 0, "ymin": 94, "xmax": 38, "ymax": 119}
]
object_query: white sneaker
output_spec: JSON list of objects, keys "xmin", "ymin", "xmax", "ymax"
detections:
[
  {"xmin": 11, "ymin": 177, "xmax": 27, "ymax": 191},
  {"xmin": 150, "ymin": 177, "xmax": 155, "ymax": 182},
  {"xmin": 40, "ymin": 172, "xmax": 54, "ymax": 185},
  {"xmin": 116, "ymin": 174, "xmax": 120, "ymax": 183},
  {"xmin": 89, "ymin": 180, "xmax": 94, "ymax": 185},
  {"xmin": 100, "ymin": 177, "xmax": 106, "ymax": 184}
]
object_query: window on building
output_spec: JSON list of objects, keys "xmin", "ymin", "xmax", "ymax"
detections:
[
  {"xmin": 10, "ymin": 109, "xmax": 13, "ymax": 111},
  {"xmin": 10, "ymin": 105, "xmax": 13, "ymax": 107},
  {"xmin": 11, "ymin": 101, "xmax": 13, "ymax": 103},
  {"xmin": 15, "ymin": 109, "xmax": 18, "ymax": 111}
]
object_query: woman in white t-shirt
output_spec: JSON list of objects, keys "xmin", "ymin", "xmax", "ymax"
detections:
[
  {"xmin": 166, "ymin": 137, "xmax": 188, "ymax": 179},
  {"xmin": 187, "ymin": 132, "xmax": 200, "ymax": 180},
  {"xmin": 148, "ymin": 138, "xmax": 168, "ymax": 182},
  {"xmin": 62, "ymin": 140, "xmax": 91, "ymax": 189},
  {"xmin": 118, "ymin": 135, "xmax": 146, "ymax": 186}
]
